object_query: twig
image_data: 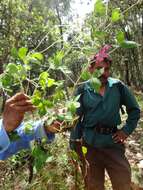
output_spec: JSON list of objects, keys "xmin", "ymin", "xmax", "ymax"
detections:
[
  {"xmin": 104, "ymin": 0, "xmax": 141, "ymax": 31},
  {"xmin": 40, "ymin": 39, "xmax": 63, "ymax": 54}
]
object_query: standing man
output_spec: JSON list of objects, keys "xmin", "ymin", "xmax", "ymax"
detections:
[{"xmin": 70, "ymin": 45, "xmax": 140, "ymax": 190}]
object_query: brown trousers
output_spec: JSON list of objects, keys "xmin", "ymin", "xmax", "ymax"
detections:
[{"xmin": 77, "ymin": 142, "xmax": 131, "ymax": 190}]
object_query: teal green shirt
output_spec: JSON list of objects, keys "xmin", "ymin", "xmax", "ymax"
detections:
[{"xmin": 76, "ymin": 77, "xmax": 140, "ymax": 148}]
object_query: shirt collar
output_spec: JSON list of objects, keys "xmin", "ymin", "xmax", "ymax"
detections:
[
  {"xmin": 84, "ymin": 77, "xmax": 120, "ymax": 91},
  {"xmin": 107, "ymin": 77, "xmax": 120, "ymax": 87}
]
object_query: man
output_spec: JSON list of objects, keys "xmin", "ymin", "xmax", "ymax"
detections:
[
  {"xmin": 0, "ymin": 93, "xmax": 57, "ymax": 160},
  {"xmin": 70, "ymin": 45, "xmax": 140, "ymax": 190}
]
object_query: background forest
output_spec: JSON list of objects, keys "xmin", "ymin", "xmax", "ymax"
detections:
[{"xmin": 0, "ymin": 0, "xmax": 143, "ymax": 189}]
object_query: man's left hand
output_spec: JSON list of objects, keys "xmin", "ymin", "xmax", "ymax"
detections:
[
  {"xmin": 112, "ymin": 130, "xmax": 128, "ymax": 143},
  {"xmin": 44, "ymin": 120, "xmax": 62, "ymax": 133}
]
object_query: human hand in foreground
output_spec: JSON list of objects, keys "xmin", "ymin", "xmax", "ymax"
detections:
[
  {"xmin": 44, "ymin": 120, "xmax": 63, "ymax": 133},
  {"xmin": 112, "ymin": 130, "xmax": 128, "ymax": 143},
  {"xmin": 3, "ymin": 93, "xmax": 36, "ymax": 133},
  {"xmin": 44, "ymin": 108, "xmax": 79, "ymax": 133}
]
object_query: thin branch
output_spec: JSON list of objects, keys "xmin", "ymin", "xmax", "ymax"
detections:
[
  {"xmin": 104, "ymin": 0, "xmax": 141, "ymax": 31},
  {"xmin": 40, "ymin": 39, "xmax": 63, "ymax": 54}
]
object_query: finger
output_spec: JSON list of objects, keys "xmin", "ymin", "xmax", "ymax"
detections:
[
  {"xmin": 120, "ymin": 139, "xmax": 124, "ymax": 143},
  {"xmin": 113, "ymin": 136, "xmax": 124, "ymax": 143},
  {"xmin": 14, "ymin": 105, "xmax": 36, "ymax": 112},
  {"xmin": 112, "ymin": 132, "xmax": 122, "ymax": 138},
  {"xmin": 13, "ymin": 93, "xmax": 30, "ymax": 100},
  {"xmin": 7, "ymin": 93, "xmax": 30, "ymax": 104},
  {"xmin": 46, "ymin": 125, "xmax": 60, "ymax": 133},
  {"xmin": 112, "ymin": 136, "xmax": 119, "ymax": 141},
  {"xmin": 112, "ymin": 136, "xmax": 121, "ymax": 142},
  {"xmin": 11, "ymin": 100, "xmax": 33, "ymax": 107},
  {"xmin": 112, "ymin": 133, "xmax": 118, "ymax": 138}
]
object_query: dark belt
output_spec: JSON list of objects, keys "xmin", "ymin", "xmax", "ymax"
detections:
[{"xmin": 94, "ymin": 123, "xmax": 117, "ymax": 135}]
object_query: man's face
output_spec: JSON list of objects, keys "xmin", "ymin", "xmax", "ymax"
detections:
[{"xmin": 88, "ymin": 61, "xmax": 110, "ymax": 83}]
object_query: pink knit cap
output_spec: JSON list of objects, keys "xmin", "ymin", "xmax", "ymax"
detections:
[{"xmin": 90, "ymin": 45, "xmax": 112, "ymax": 64}]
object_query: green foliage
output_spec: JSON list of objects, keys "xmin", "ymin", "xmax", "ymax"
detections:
[
  {"xmin": 49, "ymin": 51, "xmax": 64, "ymax": 69},
  {"xmin": 82, "ymin": 146, "xmax": 87, "ymax": 156},
  {"xmin": 18, "ymin": 47, "xmax": 28, "ymax": 61},
  {"xmin": 31, "ymin": 143, "xmax": 49, "ymax": 172},
  {"xmin": 90, "ymin": 77, "xmax": 101, "ymax": 92},
  {"xmin": 66, "ymin": 100, "xmax": 80, "ymax": 115},
  {"xmin": 8, "ymin": 131, "xmax": 21, "ymax": 141},
  {"xmin": 93, "ymin": 30, "xmax": 107, "ymax": 40},
  {"xmin": 81, "ymin": 71, "xmax": 91, "ymax": 80},
  {"xmin": 52, "ymin": 89, "xmax": 65, "ymax": 102},
  {"xmin": 24, "ymin": 123, "xmax": 34, "ymax": 135},
  {"xmin": 94, "ymin": 0, "xmax": 106, "ymax": 16},
  {"xmin": 6, "ymin": 63, "xmax": 19, "ymax": 74},
  {"xmin": 116, "ymin": 31, "xmax": 140, "ymax": 49},
  {"xmin": 119, "ymin": 41, "xmax": 140, "ymax": 49},
  {"xmin": 31, "ymin": 52, "xmax": 44, "ymax": 61},
  {"xmin": 39, "ymin": 71, "xmax": 49, "ymax": 90},
  {"xmin": 111, "ymin": 8, "xmax": 122, "ymax": 22},
  {"xmin": 116, "ymin": 31, "xmax": 125, "ymax": 44}
]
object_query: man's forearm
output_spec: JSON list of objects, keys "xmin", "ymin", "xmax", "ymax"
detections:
[
  {"xmin": 0, "ymin": 120, "xmax": 10, "ymax": 153},
  {"xmin": 0, "ymin": 120, "xmax": 55, "ymax": 160},
  {"xmin": 122, "ymin": 107, "xmax": 140, "ymax": 135}
]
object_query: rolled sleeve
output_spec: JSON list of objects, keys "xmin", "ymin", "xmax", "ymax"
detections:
[
  {"xmin": 17, "ymin": 120, "xmax": 55, "ymax": 143},
  {"xmin": 0, "ymin": 120, "xmax": 10, "ymax": 153},
  {"xmin": 0, "ymin": 120, "xmax": 55, "ymax": 160},
  {"xmin": 32, "ymin": 120, "xmax": 55, "ymax": 142}
]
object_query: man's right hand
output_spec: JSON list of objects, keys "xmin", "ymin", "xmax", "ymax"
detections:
[{"xmin": 3, "ymin": 93, "xmax": 36, "ymax": 133}]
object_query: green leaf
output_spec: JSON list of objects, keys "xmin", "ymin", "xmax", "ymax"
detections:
[
  {"xmin": 39, "ymin": 72, "xmax": 49, "ymax": 80},
  {"xmin": 2, "ymin": 74, "xmax": 13, "ymax": 87},
  {"xmin": 18, "ymin": 47, "xmax": 28, "ymax": 60},
  {"xmin": 31, "ymin": 52, "xmax": 43, "ymax": 60},
  {"xmin": 39, "ymin": 71, "xmax": 49, "ymax": 89},
  {"xmin": 111, "ymin": 8, "xmax": 122, "ymax": 22},
  {"xmin": 67, "ymin": 101, "xmax": 80, "ymax": 115},
  {"xmin": 90, "ymin": 77, "xmax": 101, "ymax": 92},
  {"xmin": 46, "ymin": 156, "xmax": 54, "ymax": 163},
  {"xmin": 43, "ymin": 99, "xmax": 54, "ymax": 108},
  {"xmin": 54, "ymin": 51, "xmax": 64, "ymax": 66},
  {"xmin": 8, "ymin": 131, "xmax": 21, "ymax": 141},
  {"xmin": 93, "ymin": 30, "xmax": 107, "ymax": 39},
  {"xmin": 32, "ymin": 146, "xmax": 48, "ymax": 172},
  {"xmin": 32, "ymin": 97, "xmax": 41, "ymax": 106},
  {"xmin": 57, "ymin": 115, "xmax": 65, "ymax": 121},
  {"xmin": 70, "ymin": 150, "xmax": 79, "ymax": 160},
  {"xmin": 38, "ymin": 102, "xmax": 47, "ymax": 116},
  {"xmin": 24, "ymin": 123, "xmax": 34, "ymax": 134},
  {"xmin": 41, "ymin": 137, "xmax": 47, "ymax": 144},
  {"xmin": 31, "ymin": 90, "xmax": 42, "ymax": 106},
  {"xmin": 120, "ymin": 41, "xmax": 140, "ymax": 49},
  {"xmin": 92, "ymin": 68, "xmax": 104, "ymax": 78},
  {"xmin": 81, "ymin": 71, "xmax": 91, "ymax": 80},
  {"xmin": 94, "ymin": 0, "xmax": 106, "ymax": 17},
  {"xmin": 47, "ymin": 78, "xmax": 55, "ymax": 87},
  {"xmin": 116, "ymin": 31, "xmax": 125, "ymax": 44},
  {"xmin": 82, "ymin": 146, "xmax": 87, "ymax": 155},
  {"xmin": 11, "ymin": 48, "xmax": 18, "ymax": 58},
  {"xmin": 53, "ymin": 90, "xmax": 65, "ymax": 102},
  {"xmin": 17, "ymin": 65, "xmax": 27, "ymax": 80},
  {"xmin": 6, "ymin": 63, "xmax": 18, "ymax": 74},
  {"xmin": 64, "ymin": 112, "xmax": 73, "ymax": 121}
]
